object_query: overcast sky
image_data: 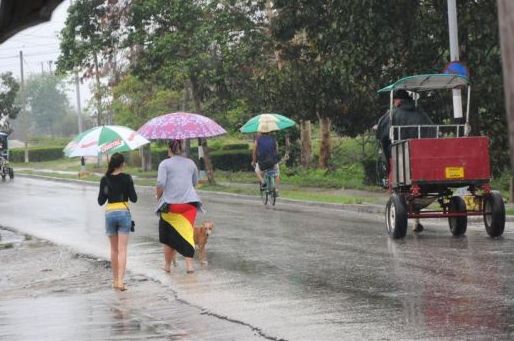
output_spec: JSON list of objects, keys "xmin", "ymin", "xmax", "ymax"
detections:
[{"xmin": 0, "ymin": 0, "xmax": 91, "ymax": 111}]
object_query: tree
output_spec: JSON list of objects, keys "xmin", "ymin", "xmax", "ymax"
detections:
[
  {"xmin": 499, "ymin": 0, "xmax": 514, "ymax": 169},
  {"xmin": 111, "ymin": 74, "xmax": 182, "ymax": 129},
  {"xmin": 57, "ymin": 0, "xmax": 129, "ymax": 126},
  {"xmin": 127, "ymin": 0, "xmax": 268, "ymax": 182},
  {"xmin": 23, "ymin": 73, "xmax": 73, "ymax": 136},
  {"xmin": 0, "ymin": 72, "xmax": 20, "ymax": 134}
]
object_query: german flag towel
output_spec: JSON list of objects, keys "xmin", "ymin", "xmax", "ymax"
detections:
[{"xmin": 159, "ymin": 203, "xmax": 197, "ymax": 257}]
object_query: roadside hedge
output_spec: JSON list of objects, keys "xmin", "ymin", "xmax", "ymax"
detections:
[
  {"xmin": 10, "ymin": 147, "xmax": 64, "ymax": 162},
  {"xmin": 210, "ymin": 149, "xmax": 252, "ymax": 171},
  {"xmin": 10, "ymin": 143, "xmax": 252, "ymax": 172},
  {"xmin": 149, "ymin": 144, "xmax": 251, "ymax": 171}
]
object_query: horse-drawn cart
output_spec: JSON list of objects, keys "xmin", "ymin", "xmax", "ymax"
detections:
[{"xmin": 379, "ymin": 74, "xmax": 505, "ymax": 239}]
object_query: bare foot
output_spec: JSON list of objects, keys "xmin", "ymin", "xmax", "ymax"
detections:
[{"xmin": 162, "ymin": 265, "xmax": 171, "ymax": 273}]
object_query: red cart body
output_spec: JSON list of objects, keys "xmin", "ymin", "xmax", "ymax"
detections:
[{"xmin": 391, "ymin": 136, "xmax": 490, "ymax": 188}]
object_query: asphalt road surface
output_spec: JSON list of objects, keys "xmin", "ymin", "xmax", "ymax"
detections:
[{"xmin": 1, "ymin": 176, "xmax": 514, "ymax": 340}]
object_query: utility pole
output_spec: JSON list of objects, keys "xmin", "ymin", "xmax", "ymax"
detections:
[
  {"xmin": 19, "ymin": 50, "xmax": 29, "ymax": 163},
  {"xmin": 447, "ymin": 0, "xmax": 463, "ymax": 120}
]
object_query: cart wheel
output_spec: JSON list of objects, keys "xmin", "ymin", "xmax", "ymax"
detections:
[
  {"xmin": 483, "ymin": 192, "xmax": 505, "ymax": 238},
  {"xmin": 8, "ymin": 167, "xmax": 13, "ymax": 179},
  {"xmin": 385, "ymin": 194, "xmax": 408, "ymax": 239},
  {"xmin": 448, "ymin": 196, "xmax": 467, "ymax": 236}
]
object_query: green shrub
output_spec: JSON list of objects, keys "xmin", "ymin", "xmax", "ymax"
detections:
[
  {"xmin": 210, "ymin": 149, "xmax": 252, "ymax": 171},
  {"xmin": 222, "ymin": 143, "xmax": 249, "ymax": 150},
  {"xmin": 10, "ymin": 147, "xmax": 64, "ymax": 162},
  {"xmin": 283, "ymin": 164, "xmax": 366, "ymax": 189}
]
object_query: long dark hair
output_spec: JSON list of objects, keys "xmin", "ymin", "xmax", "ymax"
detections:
[
  {"xmin": 106, "ymin": 153, "xmax": 125, "ymax": 175},
  {"xmin": 168, "ymin": 139, "xmax": 184, "ymax": 155}
]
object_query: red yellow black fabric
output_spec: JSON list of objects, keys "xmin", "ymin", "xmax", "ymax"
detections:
[{"xmin": 159, "ymin": 203, "xmax": 197, "ymax": 257}]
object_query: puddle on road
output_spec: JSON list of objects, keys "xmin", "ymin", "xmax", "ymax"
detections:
[{"xmin": 0, "ymin": 229, "xmax": 265, "ymax": 341}]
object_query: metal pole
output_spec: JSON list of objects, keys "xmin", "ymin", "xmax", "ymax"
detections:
[
  {"xmin": 448, "ymin": 0, "xmax": 463, "ymax": 119},
  {"xmin": 19, "ymin": 50, "xmax": 29, "ymax": 163}
]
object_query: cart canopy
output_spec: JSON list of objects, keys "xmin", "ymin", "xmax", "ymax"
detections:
[{"xmin": 378, "ymin": 74, "xmax": 468, "ymax": 93}]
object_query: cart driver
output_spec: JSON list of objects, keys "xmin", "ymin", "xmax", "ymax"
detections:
[
  {"xmin": 374, "ymin": 89, "xmax": 433, "ymax": 233},
  {"xmin": 375, "ymin": 89, "xmax": 433, "ymax": 161}
]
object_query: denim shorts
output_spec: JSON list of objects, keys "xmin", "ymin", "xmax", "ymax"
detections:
[{"xmin": 105, "ymin": 210, "xmax": 131, "ymax": 236}]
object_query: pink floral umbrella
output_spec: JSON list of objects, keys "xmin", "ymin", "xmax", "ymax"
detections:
[{"xmin": 137, "ymin": 112, "xmax": 226, "ymax": 140}]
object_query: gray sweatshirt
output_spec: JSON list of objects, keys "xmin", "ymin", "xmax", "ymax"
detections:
[{"xmin": 156, "ymin": 155, "xmax": 201, "ymax": 212}]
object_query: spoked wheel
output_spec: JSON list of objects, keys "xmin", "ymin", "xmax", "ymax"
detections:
[
  {"xmin": 260, "ymin": 186, "xmax": 268, "ymax": 206},
  {"xmin": 271, "ymin": 189, "xmax": 277, "ymax": 206},
  {"xmin": 385, "ymin": 193, "xmax": 408, "ymax": 239},
  {"xmin": 448, "ymin": 196, "xmax": 467, "ymax": 236},
  {"xmin": 483, "ymin": 192, "xmax": 505, "ymax": 238}
]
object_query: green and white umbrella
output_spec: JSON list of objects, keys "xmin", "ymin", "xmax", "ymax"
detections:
[
  {"xmin": 240, "ymin": 113, "xmax": 296, "ymax": 133},
  {"xmin": 64, "ymin": 125, "xmax": 150, "ymax": 157}
]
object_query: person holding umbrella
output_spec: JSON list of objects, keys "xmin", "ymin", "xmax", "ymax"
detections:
[
  {"xmin": 156, "ymin": 139, "xmax": 202, "ymax": 274},
  {"xmin": 241, "ymin": 113, "xmax": 296, "ymax": 193},
  {"xmin": 251, "ymin": 132, "xmax": 280, "ymax": 191},
  {"xmin": 97, "ymin": 153, "xmax": 138, "ymax": 291}
]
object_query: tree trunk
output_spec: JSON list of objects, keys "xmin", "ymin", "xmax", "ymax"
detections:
[
  {"xmin": 190, "ymin": 77, "xmax": 215, "ymax": 184},
  {"xmin": 140, "ymin": 144, "xmax": 152, "ymax": 171},
  {"xmin": 318, "ymin": 116, "xmax": 331, "ymax": 169},
  {"xmin": 300, "ymin": 120, "xmax": 312, "ymax": 168},
  {"xmin": 200, "ymin": 138, "xmax": 215, "ymax": 184},
  {"xmin": 498, "ymin": 0, "xmax": 514, "ymax": 175},
  {"xmin": 509, "ymin": 176, "xmax": 514, "ymax": 203}
]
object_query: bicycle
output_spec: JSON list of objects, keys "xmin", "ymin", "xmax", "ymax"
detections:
[{"xmin": 259, "ymin": 167, "xmax": 278, "ymax": 206}]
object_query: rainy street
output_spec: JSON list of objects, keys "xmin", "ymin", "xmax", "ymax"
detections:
[{"xmin": 1, "ymin": 176, "xmax": 514, "ymax": 340}]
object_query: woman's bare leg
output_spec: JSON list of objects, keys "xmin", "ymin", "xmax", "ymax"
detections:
[
  {"xmin": 116, "ymin": 233, "xmax": 129, "ymax": 287},
  {"xmin": 185, "ymin": 257, "xmax": 194, "ymax": 273},
  {"xmin": 163, "ymin": 244, "xmax": 175, "ymax": 272},
  {"xmin": 109, "ymin": 235, "xmax": 119, "ymax": 286}
]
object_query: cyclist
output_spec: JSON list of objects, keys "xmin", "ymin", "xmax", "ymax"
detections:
[{"xmin": 251, "ymin": 132, "xmax": 280, "ymax": 193}]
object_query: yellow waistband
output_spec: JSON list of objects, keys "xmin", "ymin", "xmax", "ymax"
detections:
[{"xmin": 106, "ymin": 202, "xmax": 129, "ymax": 211}]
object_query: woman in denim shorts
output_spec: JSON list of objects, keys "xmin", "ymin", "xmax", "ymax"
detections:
[{"xmin": 98, "ymin": 153, "xmax": 137, "ymax": 291}]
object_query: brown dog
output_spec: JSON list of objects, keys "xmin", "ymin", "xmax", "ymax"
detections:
[
  {"xmin": 194, "ymin": 221, "xmax": 214, "ymax": 265},
  {"xmin": 171, "ymin": 221, "xmax": 214, "ymax": 266}
]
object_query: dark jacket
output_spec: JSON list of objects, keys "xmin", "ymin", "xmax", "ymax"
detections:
[{"xmin": 376, "ymin": 99, "xmax": 433, "ymax": 159}]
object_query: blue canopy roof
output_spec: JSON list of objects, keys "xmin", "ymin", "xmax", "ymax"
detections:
[{"xmin": 378, "ymin": 74, "xmax": 469, "ymax": 93}]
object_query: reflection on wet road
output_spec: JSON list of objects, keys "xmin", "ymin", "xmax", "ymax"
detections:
[{"xmin": 0, "ymin": 177, "xmax": 513, "ymax": 340}]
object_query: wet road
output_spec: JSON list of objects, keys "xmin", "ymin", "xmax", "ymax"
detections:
[{"xmin": 1, "ymin": 176, "xmax": 514, "ymax": 340}]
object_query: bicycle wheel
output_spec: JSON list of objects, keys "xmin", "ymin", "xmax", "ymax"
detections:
[
  {"xmin": 268, "ymin": 177, "xmax": 277, "ymax": 206},
  {"xmin": 260, "ymin": 184, "xmax": 268, "ymax": 205}
]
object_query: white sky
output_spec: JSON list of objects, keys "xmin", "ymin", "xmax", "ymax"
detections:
[{"xmin": 0, "ymin": 0, "xmax": 91, "ymax": 111}]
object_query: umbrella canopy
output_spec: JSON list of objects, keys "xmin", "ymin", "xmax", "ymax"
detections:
[
  {"xmin": 240, "ymin": 113, "xmax": 296, "ymax": 133},
  {"xmin": 64, "ymin": 125, "xmax": 150, "ymax": 157},
  {"xmin": 137, "ymin": 112, "xmax": 226, "ymax": 140}
]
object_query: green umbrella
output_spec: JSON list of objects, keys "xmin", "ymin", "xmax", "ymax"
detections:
[{"xmin": 240, "ymin": 113, "xmax": 296, "ymax": 133}]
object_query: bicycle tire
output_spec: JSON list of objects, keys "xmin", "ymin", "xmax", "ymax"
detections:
[
  {"xmin": 267, "ymin": 174, "xmax": 276, "ymax": 206},
  {"xmin": 260, "ymin": 185, "xmax": 268, "ymax": 205}
]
